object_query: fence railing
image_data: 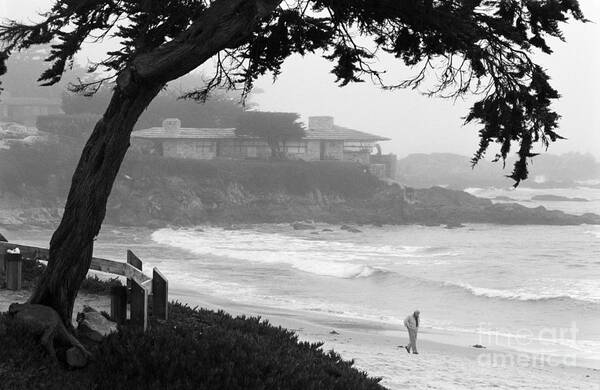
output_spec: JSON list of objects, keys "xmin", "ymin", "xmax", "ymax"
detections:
[{"xmin": 0, "ymin": 241, "xmax": 168, "ymax": 331}]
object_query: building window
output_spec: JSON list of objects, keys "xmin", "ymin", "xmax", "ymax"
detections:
[
  {"xmin": 344, "ymin": 141, "xmax": 374, "ymax": 153},
  {"xmin": 284, "ymin": 141, "xmax": 307, "ymax": 154},
  {"xmin": 247, "ymin": 146, "xmax": 257, "ymax": 158},
  {"xmin": 194, "ymin": 141, "xmax": 214, "ymax": 153}
]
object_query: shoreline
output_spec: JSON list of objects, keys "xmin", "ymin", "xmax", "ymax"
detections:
[{"xmin": 169, "ymin": 288, "xmax": 600, "ymax": 389}]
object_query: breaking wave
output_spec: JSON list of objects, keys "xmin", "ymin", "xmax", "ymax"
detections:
[
  {"xmin": 444, "ymin": 281, "xmax": 600, "ymax": 304},
  {"xmin": 150, "ymin": 227, "xmax": 453, "ymax": 279}
]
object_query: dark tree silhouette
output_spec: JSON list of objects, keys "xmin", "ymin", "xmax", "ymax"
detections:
[
  {"xmin": 0, "ymin": 0, "xmax": 584, "ymax": 325},
  {"xmin": 236, "ymin": 111, "xmax": 305, "ymax": 158}
]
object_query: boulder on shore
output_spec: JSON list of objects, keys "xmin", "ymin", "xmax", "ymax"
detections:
[
  {"xmin": 340, "ymin": 224, "xmax": 362, "ymax": 233},
  {"xmin": 444, "ymin": 222, "xmax": 465, "ymax": 229},
  {"xmin": 292, "ymin": 221, "xmax": 316, "ymax": 230},
  {"xmin": 76, "ymin": 306, "xmax": 117, "ymax": 342}
]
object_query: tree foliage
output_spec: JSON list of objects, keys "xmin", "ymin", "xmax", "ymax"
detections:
[
  {"xmin": 0, "ymin": 0, "xmax": 584, "ymax": 183},
  {"xmin": 236, "ymin": 111, "xmax": 305, "ymax": 158},
  {"xmin": 0, "ymin": 0, "xmax": 585, "ymax": 327}
]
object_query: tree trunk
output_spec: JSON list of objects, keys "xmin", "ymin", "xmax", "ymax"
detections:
[
  {"xmin": 28, "ymin": 71, "xmax": 163, "ymax": 325},
  {"xmin": 27, "ymin": 0, "xmax": 283, "ymax": 327}
]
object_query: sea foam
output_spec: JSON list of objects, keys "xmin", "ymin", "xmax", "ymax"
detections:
[{"xmin": 150, "ymin": 227, "xmax": 448, "ymax": 279}]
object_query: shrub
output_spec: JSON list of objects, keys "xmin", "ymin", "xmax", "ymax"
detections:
[
  {"xmin": 90, "ymin": 302, "xmax": 384, "ymax": 390},
  {"xmin": 0, "ymin": 303, "xmax": 385, "ymax": 390},
  {"xmin": 0, "ymin": 141, "xmax": 77, "ymax": 197},
  {"xmin": 36, "ymin": 113, "xmax": 101, "ymax": 139},
  {"xmin": 122, "ymin": 153, "xmax": 382, "ymax": 199}
]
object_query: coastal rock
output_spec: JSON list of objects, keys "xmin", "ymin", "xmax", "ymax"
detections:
[
  {"xmin": 146, "ymin": 219, "xmax": 165, "ymax": 229},
  {"xmin": 76, "ymin": 306, "xmax": 117, "ymax": 342},
  {"xmin": 322, "ymin": 228, "xmax": 334, "ymax": 232},
  {"xmin": 340, "ymin": 225, "xmax": 362, "ymax": 233},
  {"xmin": 292, "ymin": 222, "xmax": 316, "ymax": 230},
  {"xmin": 5, "ymin": 158, "xmax": 600, "ymax": 228},
  {"xmin": 445, "ymin": 222, "xmax": 465, "ymax": 229},
  {"xmin": 493, "ymin": 196, "xmax": 517, "ymax": 202},
  {"xmin": 531, "ymin": 194, "xmax": 588, "ymax": 202}
]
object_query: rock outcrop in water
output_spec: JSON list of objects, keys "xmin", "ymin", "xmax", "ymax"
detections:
[{"xmin": 531, "ymin": 194, "xmax": 588, "ymax": 202}]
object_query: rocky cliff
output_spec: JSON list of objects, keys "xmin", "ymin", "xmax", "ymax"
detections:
[{"xmin": 1, "ymin": 155, "xmax": 599, "ymax": 229}]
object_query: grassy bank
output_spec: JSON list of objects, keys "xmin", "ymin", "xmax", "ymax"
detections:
[{"xmin": 0, "ymin": 301, "xmax": 385, "ymax": 389}]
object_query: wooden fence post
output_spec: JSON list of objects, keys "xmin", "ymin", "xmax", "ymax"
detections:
[
  {"xmin": 6, "ymin": 253, "xmax": 22, "ymax": 290},
  {"xmin": 110, "ymin": 286, "xmax": 128, "ymax": 324},
  {"xmin": 152, "ymin": 268, "xmax": 168, "ymax": 321},
  {"xmin": 127, "ymin": 250, "xmax": 142, "ymax": 293},
  {"xmin": 127, "ymin": 250, "xmax": 147, "ymax": 330},
  {"xmin": 130, "ymin": 279, "xmax": 148, "ymax": 331}
]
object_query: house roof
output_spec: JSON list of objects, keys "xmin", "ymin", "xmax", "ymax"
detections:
[
  {"xmin": 304, "ymin": 125, "xmax": 389, "ymax": 142},
  {"xmin": 131, "ymin": 127, "xmax": 238, "ymax": 140},
  {"xmin": 132, "ymin": 125, "xmax": 390, "ymax": 142}
]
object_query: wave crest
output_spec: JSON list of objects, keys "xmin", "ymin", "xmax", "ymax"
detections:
[
  {"xmin": 151, "ymin": 227, "xmax": 393, "ymax": 279},
  {"xmin": 445, "ymin": 281, "xmax": 599, "ymax": 304}
]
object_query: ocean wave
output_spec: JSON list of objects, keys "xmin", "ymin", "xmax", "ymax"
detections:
[
  {"xmin": 444, "ymin": 281, "xmax": 600, "ymax": 304},
  {"xmin": 150, "ymin": 227, "xmax": 405, "ymax": 279},
  {"xmin": 584, "ymin": 230, "xmax": 600, "ymax": 239}
]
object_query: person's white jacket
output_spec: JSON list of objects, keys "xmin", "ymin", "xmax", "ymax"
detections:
[{"xmin": 404, "ymin": 315, "xmax": 418, "ymax": 331}]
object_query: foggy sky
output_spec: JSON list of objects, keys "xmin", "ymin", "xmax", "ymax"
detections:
[{"xmin": 1, "ymin": 0, "xmax": 599, "ymax": 161}]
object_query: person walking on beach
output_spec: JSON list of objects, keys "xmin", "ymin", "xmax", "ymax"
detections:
[{"xmin": 404, "ymin": 310, "xmax": 420, "ymax": 354}]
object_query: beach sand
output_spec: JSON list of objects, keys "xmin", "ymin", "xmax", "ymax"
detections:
[
  {"xmin": 1, "ymin": 288, "xmax": 598, "ymax": 389},
  {"xmin": 171, "ymin": 288, "xmax": 600, "ymax": 390}
]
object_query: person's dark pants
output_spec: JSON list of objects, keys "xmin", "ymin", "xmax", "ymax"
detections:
[{"xmin": 407, "ymin": 328, "xmax": 418, "ymax": 353}]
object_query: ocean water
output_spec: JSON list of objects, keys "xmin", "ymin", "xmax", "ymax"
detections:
[
  {"xmin": 4, "ymin": 186, "xmax": 600, "ymax": 384},
  {"xmin": 143, "ymin": 223, "xmax": 600, "ymax": 361}
]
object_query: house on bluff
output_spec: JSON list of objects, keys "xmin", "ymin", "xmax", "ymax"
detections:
[
  {"xmin": 0, "ymin": 92, "xmax": 62, "ymax": 126},
  {"xmin": 131, "ymin": 116, "xmax": 394, "ymax": 176}
]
